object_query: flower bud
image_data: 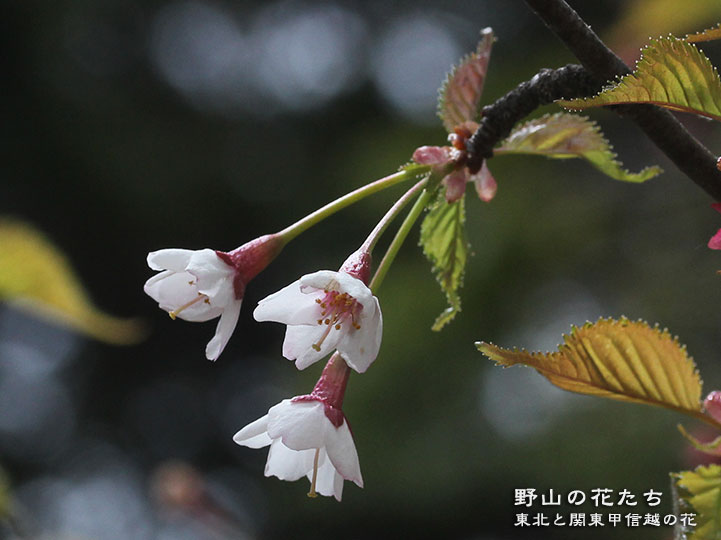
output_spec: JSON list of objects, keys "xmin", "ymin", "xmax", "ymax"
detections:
[{"xmin": 704, "ymin": 390, "xmax": 721, "ymax": 423}]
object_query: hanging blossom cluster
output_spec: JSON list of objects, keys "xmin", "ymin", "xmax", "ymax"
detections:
[
  {"xmin": 145, "ymin": 237, "xmax": 382, "ymax": 499},
  {"xmin": 143, "ymin": 27, "xmax": 503, "ymax": 501},
  {"xmin": 142, "ymin": 158, "xmax": 440, "ymax": 500}
]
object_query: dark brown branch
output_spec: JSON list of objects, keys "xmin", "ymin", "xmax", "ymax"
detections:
[
  {"xmin": 466, "ymin": 64, "xmax": 601, "ymax": 168},
  {"xmin": 521, "ymin": 0, "xmax": 721, "ymax": 201}
]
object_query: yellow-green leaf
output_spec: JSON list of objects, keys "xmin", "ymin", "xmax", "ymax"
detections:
[
  {"xmin": 438, "ymin": 28, "xmax": 494, "ymax": 133},
  {"xmin": 607, "ymin": 0, "xmax": 719, "ymax": 49},
  {"xmin": 477, "ymin": 318, "xmax": 705, "ymax": 419},
  {"xmin": 0, "ymin": 219, "xmax": 143, "ymax": 344},
  {"xmin": 495, "ymin": 113, "xmax": 662, "ymax": 183},
  {"xmin": 687, "ymin": 23, "xmax": 721, "ymax": 43},
  {"xmin": 420, "ymin": 195, "xmax": 468, "ymax": 331},
  {"xmin": 678, "ymin": 424, "xmax": 721, "ymax": 456},
  {"xmin": 673, "ymin": 465, "xmax": 721, "ymax": 539},
  {"xmin": 558, "ymin": 37, "xmax": 721, "ymax": 122}
]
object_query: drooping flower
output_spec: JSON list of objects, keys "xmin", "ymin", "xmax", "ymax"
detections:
[
  {"xmin": 708, "ymin": 203, "xmax": 721, "ymax": 249},
  {"xmin": 253, "ymin": 250, "xmax": 382, "ymax": 372},
  {"xmin": 233, "ymin": 354, "xmax": 362, "ymax": 501},
  {"xmin": 144, "ymin": 234, "xmax": 283, "ymax": 360}
]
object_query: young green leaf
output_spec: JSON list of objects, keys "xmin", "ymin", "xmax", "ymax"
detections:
[
  {"xmin": 0, "ymin": 219, "xmax": 144, "ymax": 344},
  {"xmin": 438, "ymin": 28, "xmax": 494, "ymax": 133},
  {"xmin": 558, "ymin": 37, "xmax": 721, "ymax": 122},
  {"xmin": 477, "ymin": 318, "xmax": 708, "ymax": 420},
  {"xmin": 687, "ymin": 23, "xmax": 721, "ymax": 43},
  {"xmin": 420, "ymin": 195, "xmax": 468, "ymax": 331},
  {"xmin": 678, "ymin": 424, "xmax": 721, "ymax": 456},
  {"xmin": 673, "ymin": 465, "xmax": 721, "ymax": 539},
  {"xmin": 495, "ymin": 113, "xmax": 662, "ymax": 183}
]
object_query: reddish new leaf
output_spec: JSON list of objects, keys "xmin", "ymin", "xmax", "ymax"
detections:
[{"xmin": 438, "ymin": 28, "xmax": 494, "ymax": 132}]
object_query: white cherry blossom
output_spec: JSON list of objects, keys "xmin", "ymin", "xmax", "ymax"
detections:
[
  {"xmin": 233, "ymin": 398, "xmax": 363, "ymax": 501},
  {"xmin": 253, "ymin": 270, "xmax": 382, "ymax": 372},
  {"xmin": 144, "ymin": 248, "xmax": 241, "ymax": 360}
]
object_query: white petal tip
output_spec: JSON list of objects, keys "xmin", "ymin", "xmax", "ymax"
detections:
[
  {"xmin": 205, "ymin": 344, "xmax": 220, "ymax": 361},
  {"xmin": 294, "ymin": 357, "xmax": 316, "ymax": 370}
]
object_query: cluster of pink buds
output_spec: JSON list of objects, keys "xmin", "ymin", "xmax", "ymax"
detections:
[{"xmin": 412, "ymin": 122, "xmax": 497, "ymax": 204}]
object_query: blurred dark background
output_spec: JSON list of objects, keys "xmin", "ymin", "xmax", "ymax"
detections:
[{"xmin": 3, "ymin": 0, "xmax": 721, "ymax": 538}]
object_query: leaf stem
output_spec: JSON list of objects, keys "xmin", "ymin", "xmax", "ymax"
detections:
[
  {"xmin": 369, "ymin": 186, "xmax": 435, "ymax": 293},
  {"xmin": 276, "ymin": 165, "xmax": 430, "ymax": 245}
]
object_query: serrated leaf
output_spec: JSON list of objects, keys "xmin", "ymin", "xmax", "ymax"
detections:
[
  {"xmin": 558, "ymin": 37, "xmax": 721, "ymax": 122},
  {"xmin": 0, "ymin": 219, "xmax": 143, "ymax": 344},
  {"xmin": 495, "ymin": 113, "xmax": 662, "ymax": 183},
  {"xmin": 673, "ymin": 465, "xmax": 721, "ymax": 539},
  {"xmin": 477, "ymin": 317, "xmax": 707, "ymax": 419},
  {"xmin": 608, "ymin": 0, "xmax": 719, "ymax": 49},
  {"xmin": 687, "ymin": 24, "xmax": 721, "ymax": 43},
  {"xmin": 678, "ymin": 424, "xmax": 721, "ymax": 456},
  {"xmin": 420, "ymin": 195, "xmax": 468, "ymax": 331},
  {"xmin": 438, "ymin": 28, "xmax": 493, "ymax": 133},
  {"xmin": 400, "ymin": 161, "xmax": 434, "ymax": 177}
]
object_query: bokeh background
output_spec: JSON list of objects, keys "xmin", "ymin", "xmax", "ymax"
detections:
[{"xmin": 4, "ymin": 0, "xmax": 721, "ymax": 538}]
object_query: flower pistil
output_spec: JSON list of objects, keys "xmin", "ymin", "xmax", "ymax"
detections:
[{"xmin": 168, "ymin": 291, "xmax": 210, "ymax": 320}]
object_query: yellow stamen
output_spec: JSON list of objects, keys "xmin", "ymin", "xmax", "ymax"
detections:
[
  {"xmin": 168, "ymin": 294, "xmax": 206, "ymax": 320},
  {"xmin": 312, "ymin": 323, "xmax": 334, "ymax": 351},
  {"xmin": 307, "ymin": 448, "xmax": 320, "ymax": 498}
]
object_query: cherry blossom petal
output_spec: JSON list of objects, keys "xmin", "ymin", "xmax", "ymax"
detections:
[
  {"xmin": 443, "ymin": 170, "xmax": 467, "ymax": 203},
  {"xmin": 309, "ymin": 450, "xmax": 344, "ymax": 501},
  {"xmin": 337, "ymin": 297, "xmax": 382, "ymax": 373},
  {"xmin": 265, "ymin": 440, "xmax": 316, "ymax": 481},
  {"xmin": 144, "ymin": 269, "xmax": 173, "ymax": 290},
  {"xmin": 267, "ymin": 400, "xmax": 326, "ymax": 450},
  {"xmin": 253, "ymin": 280, "xmax": 322, "ymax": 325},
  {"xmin": 471, "ymin": 161, "xmax": 498, "ymax": 202},
  {"xmin": 282, "ymin": 324, "xmax": 343, "ymax": 370},
  {"xmin": 205, "ymin": 299, "xmax": 242, "ymax": 360},
  {"xmin": 412, "ymin": 145, "xmax": 453, "ymax": 165},
  {"xmin": 145, "ymin": 271, "xmax": 223, "ymax": 322},
  {"xmin": 709, "ymin": 230, "xmax": 721, "ymax": 249},
  {"xmin": 299, "ymin": 271, "xmax": 372, "ymax": 305},
  {"xmin": 324, "ymin": 420, "xmax": 363, "ymax": 487},
  {"xmin": 233, "ymin": 415, "xmax": 272, "ymax": 449},
  {"xmin": 331, "ymin": 468, "xmax": 344, "ymax": 501},
  {"xmin": 188, "ymin": 251, "xmax": 236, "ymax": 303},
  {"xmin": 147, "ymin": 249, "xmax": 194, "ymax": 271}
]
